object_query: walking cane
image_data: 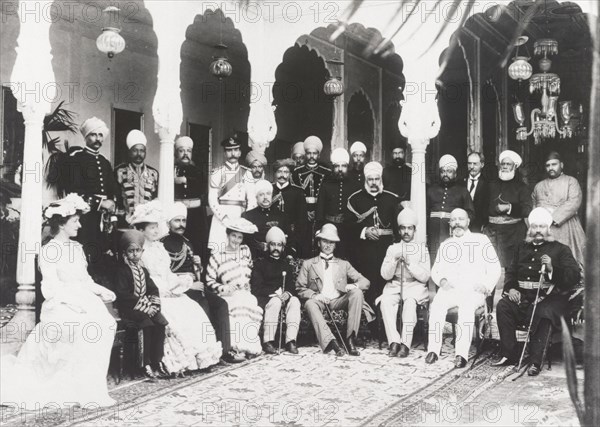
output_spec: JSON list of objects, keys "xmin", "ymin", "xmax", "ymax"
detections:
[
  {"xmin": 324, "ymin": 303, "xmax": 350, "ymax": 355},
  {"xmin": 513, "ymin": 264, "xmax": 547, "ymax": 377},
  {"xmin": 277, "ymin": 271, "xmax": 287, "ymax": 355}
]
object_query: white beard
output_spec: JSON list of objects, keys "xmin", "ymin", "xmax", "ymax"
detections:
[{"xmin": 499, "ymin": 170, "xmax": 515, "ymax": 181}]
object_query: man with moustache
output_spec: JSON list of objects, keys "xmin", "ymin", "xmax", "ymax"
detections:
[
  {"xmin": 63, "ymin": 117, "xmax": 119, "ymax": 275},
  {"xmin": 251, "ymin": 227, "xmax": 300, "ymax": 354},
  {"xmin": 292, "ymin": 136, "xmax": 331, "ymax": 257},
  {"xmin": 291, "ymin": 142, "xmax": 306, "ymax": 168},
  {"xmin": 316, "ymin": 148, "xmax": 361, "ymax": 260},
  {"xmin": 377, "ymin": 208, "xmax": 430, "ymax": 357},
  {"xmin": 494, "ymin": 207, "xmax": 580, "ymax": 376},
  {"xmin": 296, "ymin": 224, "xmax": 370, "ymax": 357},
  {"xmin": 382, "ymin": 143, "xmax": 412, "ymax": 203},
  {"xmin": 347, "ymin": 162, "xmax": 400, "ymax": 315},
  {"xmin": 208, "ymin": 135, "xmax": 251, "ymax": 253},
  {"xmin": 464, "ymin": 152, "xmax": 489, "ymax": 232},
  {"xmin": 425, "ymin": 208, "xmax": 501, "ymax": 368},
  {"xmin": 114, "ymin": 130, "xmax": 159, "ymax": 223},
  {"xmin": 271, "ymin": 158, "xmax": 307, "ymax": 258},
  {"xmin": 161, "ymin": 202, "xmax": 245, "ymax": 364},
  {"xmin": 244, "ymin": 150, "xmax": 268, "ymax": 211},
  {"xmin": 349, "ymin": 141, "xmax": 367, "ymax": 186},
  {"xmin": 426, "ymin": 154, "xmax": 474, "ymax": 260},
  {"xmin": 532, "ymin": 151, "xmax": 586, "ymax": 269},
  {"xmin": 174, "ymin": 136, "xmax": 209, "ymax": 256},
  {"xmin": 242, "ymin": 180, "xmax": 291, "ymax": 259},
  {"xmin": 487, "ymin": 150, "xmax": 532, "ymax": 268}
]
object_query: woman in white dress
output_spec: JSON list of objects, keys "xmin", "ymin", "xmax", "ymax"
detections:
[
  {"xmin": 206, "ymin": 218, "xmax": 263, "ymax": 358},
  {"xmin": 1, "ymin": 194, "xmax": 117, "ymax": 409},
  {"xmin": 128, "ymin": 201, "xmax": 221, "ymax": 375}
]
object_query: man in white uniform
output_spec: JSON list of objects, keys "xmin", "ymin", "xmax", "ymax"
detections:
[{"xmin": 425, "ymin": 208, "xmax": 501, "ymax": 368}]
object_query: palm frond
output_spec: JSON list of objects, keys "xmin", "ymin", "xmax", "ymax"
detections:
[
  {"xmin": 424, "ymin": 0, "xmax": 474, "ymax": 57},
  {"xmin": 42, "ymin": 101, "xmax": 78, "ymax": 153},
  {"xmin": 497, "ymin": 0, "xmax": 544, "ymax": 69}
]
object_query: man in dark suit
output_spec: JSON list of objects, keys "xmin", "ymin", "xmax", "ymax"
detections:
[
  {"xmin": 296, "ymin": 224, "xmax": 370, "ymax": 356},
  {"xmin": 465, "ymin": 152, "xmax": 489, "ymax": 232}
]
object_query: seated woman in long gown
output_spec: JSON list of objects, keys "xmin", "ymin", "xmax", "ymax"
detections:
[
  {"xmin": 1, "ymin": 194, "xmax": 117, "ymax": 409},
  {"xmin": 206, "ymin": 218, "xmax": 264, "ymax": 359},
  {"xmin": 127, "ymin": 201, "xmax": 221, "ymax": 374}
]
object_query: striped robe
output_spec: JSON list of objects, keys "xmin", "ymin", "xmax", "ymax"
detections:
[{"xmin": 206, "ymin": 244, "xmax": 263, "ymax": 355}]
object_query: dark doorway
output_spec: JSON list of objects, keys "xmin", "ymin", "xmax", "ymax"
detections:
[
  {"xmin": 347, "ymin": 92, "xmax": 375, "ymax": 156},
  {"xmin": 188, "ymin": 123, "xmax": 212, "ymax": 195},
  {"xmin": 1, "ymin": 87, "xmax": 24, "ymax": 181},
  {"xmin": 273, "ymin": 45, "xmax": 334, "ymax": 163},
  {"xmin": 113, "ymin": 108, "xmax": 143, "ymax": 166}
]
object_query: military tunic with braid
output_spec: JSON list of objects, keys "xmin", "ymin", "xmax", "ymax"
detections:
[{"xmin": 272, "ymin": 182, "xmax": 307, "ymax": 258}]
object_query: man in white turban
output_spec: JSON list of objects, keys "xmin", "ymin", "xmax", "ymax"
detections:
[
  {"xmin": 251, "ymin": 226, "xmax": 301, "ymax": 355},
  {"xmin": 377, "ymin": 207, "xmax": 430, "ymax": 357},
  {"xmin": 292, "ymin": 135, "xmax": 331, "ymax": 257},
  {"xmin": 61, "ymin": 116, "xmax": 118, "ymax": 280},
  {"xmin": 349, "ymin": 141, "xmax": 368, "ymax": 186},
  {"xmin": 347, "ymin": 161, "xmax": 400, "ymax": 340},
  {"xmin": 115, "ymin": 129, "xmax": 158, "ymax": 220},
  {"xmin": 486, "ymin": 149, "xmax": 532, "ymax": 267},
  {"xmin": 495, "ymin": 207, "xmax": 580, "ymax": 376},
  {"xmin": 174, "ymin": 135, "xmax": 209, "ymax": 255},
  {"xmin": 244, "ymin": 150, "xmax": 268, "ymax": 211},
  {"xmin": 316, "ymin": 148, "xmax": 360, "ymax": 259},
  {"xmin": 426, "ymin": 154, "xmax": 474, "ymax": 260},
  {"xmin": 242, "ymin": 179, "xmax": 291, "ymax": 259}
]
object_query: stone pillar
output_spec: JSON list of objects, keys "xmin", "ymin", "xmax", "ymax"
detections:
[
  {"xmin": 1, "ymin": 0, "xmax": 56, "ymax": 352},
  {"xmin": 399, "ymin": 99, "xmax": 441, "ymax": 246},
  {"xmin": 145, "ymin": 3, "xmax": 188, "ymax": 207}
]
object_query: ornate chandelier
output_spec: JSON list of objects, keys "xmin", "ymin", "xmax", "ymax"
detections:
[{"xmin": 510, "ymin": 37, "xmax": 581, "ymax": 145}]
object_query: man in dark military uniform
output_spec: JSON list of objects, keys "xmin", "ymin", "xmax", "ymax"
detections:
[
  {"xmin": 161, "ymin": 202, "xmax": 245, "ymax": 364},
  {"xmin": 487, "ymin": 150, "xmax": 532, "ymax": 267},
  {"xmin": 174, "ymin": 136, "xmax": 209, "ymax": 260},
  {"xmin": 271, "ymin": 158, "xmax": 306, "ymax": 258},
  {"xmin": 316, "ymin": 148, "xmax": 360, "ymax": 260},
  {"xmin": 347, "ymin": 161, "xmax": 400, "ymax": 311},
  {"xmin": 114, "ymin": 129, "xmax": 158, "ymax": 224},
  {"xmin": 292, "ymin": 136, "xmax": 330, "ymax": 258},
  {"xmin": 426, "ymin": 154, "xmax": 474, "ymax": 260},
  {"xmin": 382, "ymin": 143, "xmax": 412, "ymax": 203},
  {"xmin": 242, "ymin": 180, "xmax": 291, "ymax": 259},
  {"xmin": 348, "ymin": 141, "xmax": 367, "ymax": 187},
  {"xmin": 494, "ymin": 207, "xmax": 580, "ymax": 376},
  {"xmin": 63, "ymin": 117, "xmax": 119, "ymax": 278}
]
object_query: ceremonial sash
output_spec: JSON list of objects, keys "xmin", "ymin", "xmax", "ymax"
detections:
[{"xmin": 218, "ymin": 167, "xmax": 245, "ymax": 200}]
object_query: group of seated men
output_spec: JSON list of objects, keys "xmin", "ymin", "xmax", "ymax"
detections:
[{"xmin": 56, "ymin": 116, "xmax": 585, "ymax": 376}]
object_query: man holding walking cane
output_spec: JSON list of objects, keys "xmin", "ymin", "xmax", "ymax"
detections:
[
  {"xmin": 251, "ymin": 227, "xmax": 300, "ymax": 355},
  {"xmin": 296, "ymin": 224, "xmax": 370, "ymax": 357},
  {"xmin": 377, "ymin": 208, "xmax": 430, "ymax": 357},
  {"xmin": 494, "ymin": 207, "xmax": 580, "ymax": 376}
]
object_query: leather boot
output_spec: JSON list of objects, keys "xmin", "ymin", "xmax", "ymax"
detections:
[
  {"xmin": 347, "ymin": 334, "xmax": 360, "ymax": 356},
  {"xmin": 425, "ymin": 352, "xmax": 438, "ymax": 364},
  {"xmin": 324, "ymin": 339, "xmax": 346, "ymax": 356},
  {"xmin": 388, "ymin": 342, "xmax": 400, "ymax": 357},
  {"xmin": 285, "ymin": 340, "xmax": 299, "ymax": 354},
  {"xmin": 263, "ymin": 341, "xmax": 278, "ymax": 355},
  {"xmin": 398, "ymin": 343, "xmax": 410, "ymax": 358}
]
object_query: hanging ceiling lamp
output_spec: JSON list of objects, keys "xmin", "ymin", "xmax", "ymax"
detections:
[
  {"xmin": 508, "ymin": 36, "xmax": 532, "ymax": 81},
  {"xmin": 96, "ymin": 6, "xmax": 125, "ymax": 59},
  {"xmin": 210, "ymin": 44, "xmax": 233, "ymax": 80}
]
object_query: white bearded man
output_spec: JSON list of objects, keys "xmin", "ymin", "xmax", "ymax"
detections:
[
  {"xmin": 425, "ymin": 208, "xmax": 501, "ymax": 368},
  {"xmin": 377, "ymin": 208, "xmax": 430, "ymax": 358},
  {"xmin": 532, "ymin": 151, "xmax": 586, "ymax": 270}
]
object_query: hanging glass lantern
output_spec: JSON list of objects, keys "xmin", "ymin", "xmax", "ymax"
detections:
[
  {"xmin": 210, "ymin": 44, "xmax": 232, "ymax": 80},
  {"xmin": 324, "ymin": 76, "xmax": 344, "ymax": 97},
  {"xmin": 508, "ymin": 56, "xmax": 532, "ymax": 81},
  {"xmin": 96, "ymin": 7, "xmax": 125, "ymax": 59}
]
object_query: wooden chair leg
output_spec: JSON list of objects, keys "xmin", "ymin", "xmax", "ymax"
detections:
[
  {"xmin": 118, "ymin": 345, "xmax": 124, "ymax": 385},
  {"xmin": 451, "ymin": 323, "xmax": 456, "ymax": 346},
  {"xmin": 540, "ymin": 326, "xmax": 553, "ymax": 372},
  {"xmin": 137, "ymin": 329, "xmax": 144, "ymax": 375}
]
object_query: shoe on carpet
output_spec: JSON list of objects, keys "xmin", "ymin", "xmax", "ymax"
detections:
[
  {"xmin": 398, "ymin": 343, "xmax": 410, "ymax": 358},
  {"xmin": 285, "ymin": 340, "xmax": 299, "ymax": 354},
  {"xmin": 144, "ymin": 364, "xmax": 157, "ymax": 379},
  {"xmin": 325, "ymin": 339, "xmax": 346, "ymax": 357},
  {"xmin": 347, "ymin": 336, "xmax": 360, "ymax": 356},
  {"xmin": 527, "ymin": 364, "xmax": 541, "ymax": 376},
  {"xmin": 263, "ymin": 341, "xmax": 278, "ymax": 355},
  {"xmin": 388, "ymin": 342, "xmax": 400, "ymax": 357},
  {"xmin": 425, "ymin": 352, "xmax": 438, "ymax": 364},
  {"xmin": 454, "ymin": 356, "xmax": 467, "ymax": 368},
  {"xmin": 221, "ymin": 350, "xmax": 246, "ymax": 364}
]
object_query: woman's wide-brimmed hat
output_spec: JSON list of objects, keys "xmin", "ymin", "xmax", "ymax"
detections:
[{"xmin": 226, "ymin": 217, "xmax": 258, "ymax": 234}]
